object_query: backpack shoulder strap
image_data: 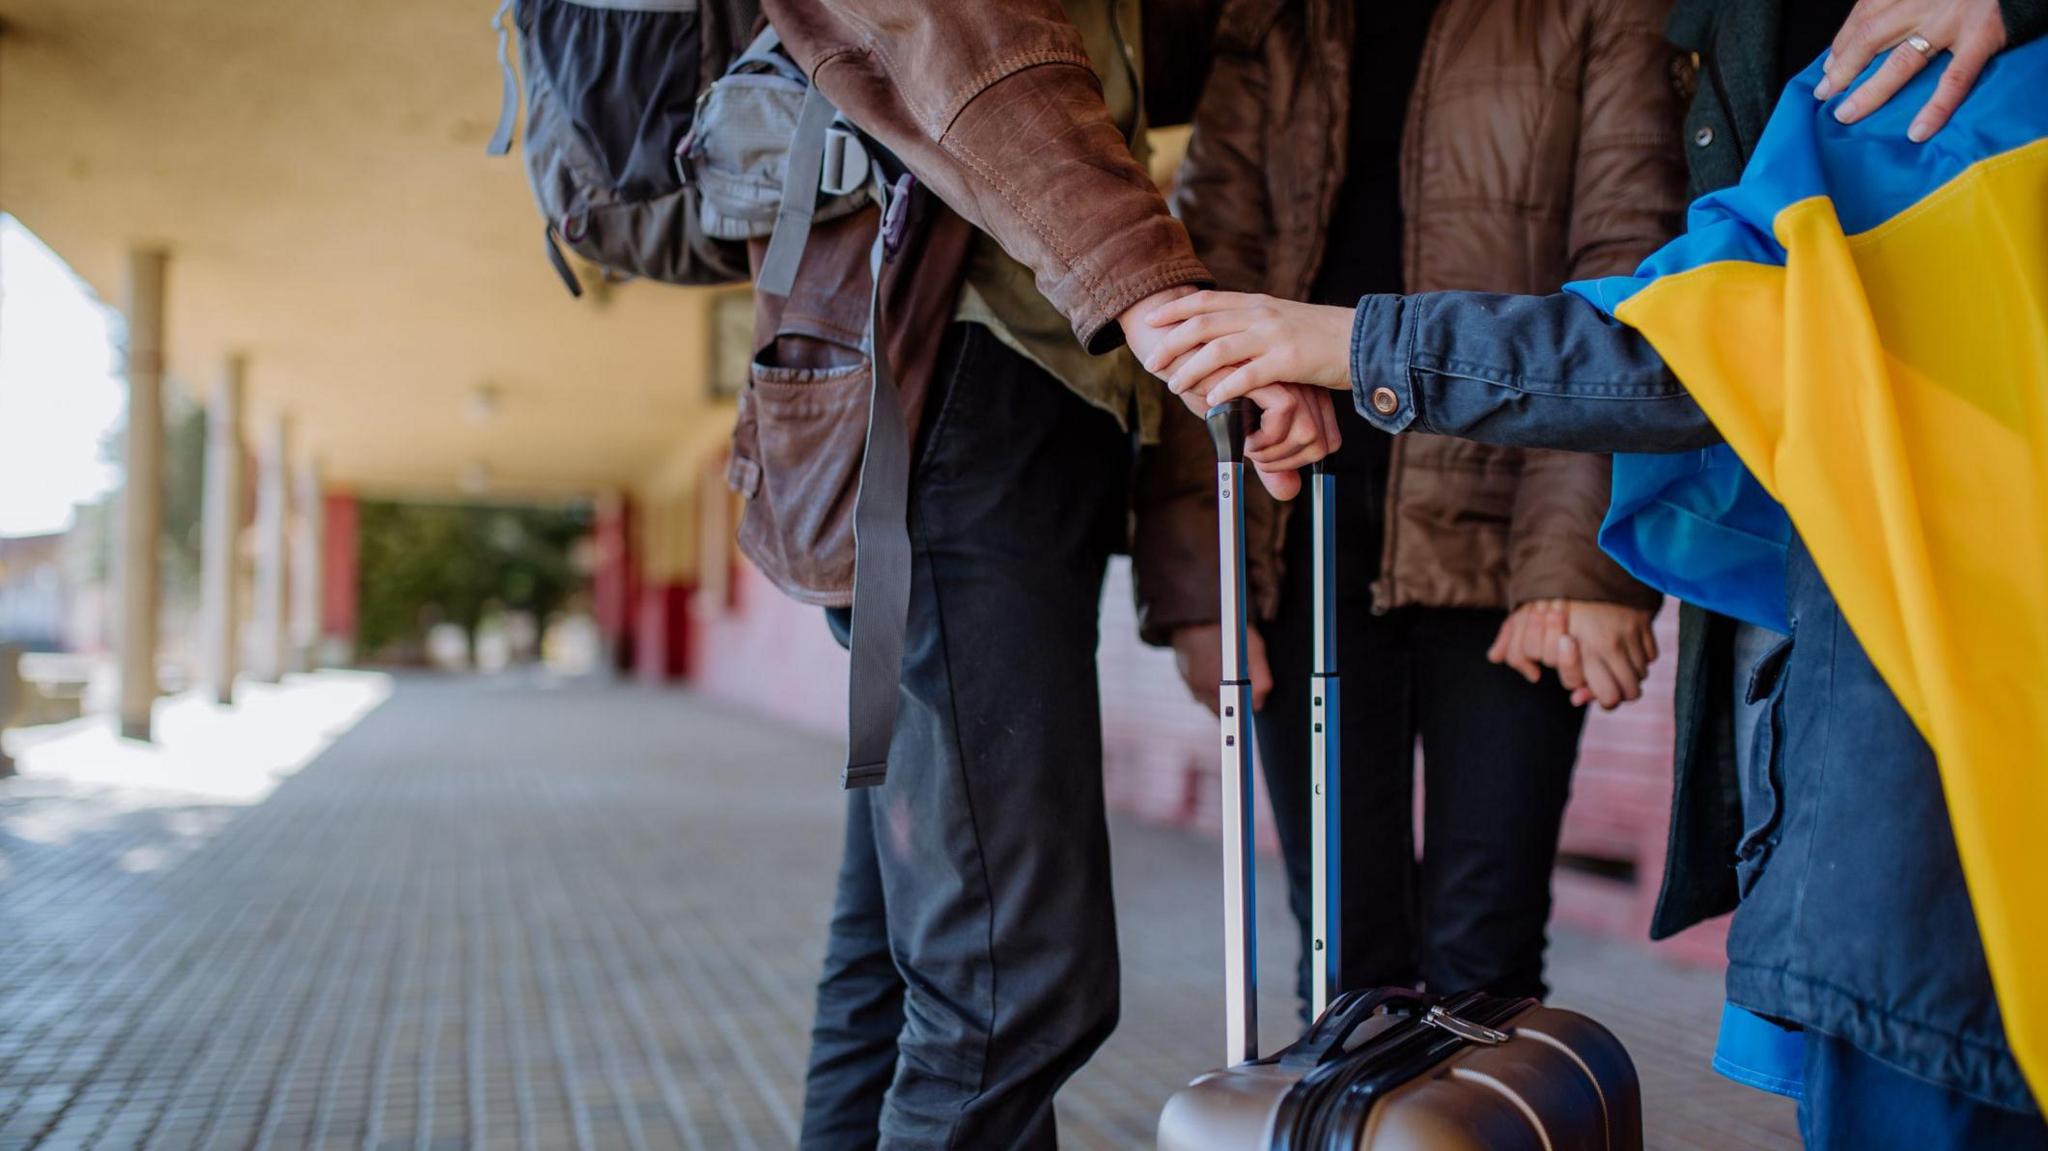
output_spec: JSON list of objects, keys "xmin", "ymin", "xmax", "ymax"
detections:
[
  {"xmin": 754, "ymin": 82, "xmax": 842, "ymax": 297},
  {"xmin": 840, "ymin": 171, "xmax": 918, "ymax": 789},
  {"xmin": 486, "ymin": 0, "xmax": 519, "ymax": 156}
]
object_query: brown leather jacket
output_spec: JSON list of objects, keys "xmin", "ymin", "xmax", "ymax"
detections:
[
  {"xmin": 761, "ymin": 0, "xmax": 1228, "ymax": 643},
  {"xmin": 1175, "ymin": 0, "xmax": 1685, "ymax": 616}
]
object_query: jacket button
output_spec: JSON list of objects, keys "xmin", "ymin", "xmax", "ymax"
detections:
[
  {"xmin": 1370, "ymin": 387, "xmax": 1399, "ymax": 415},
  {"xmin": 1695, "ymin": 126, "xmax": 1715, "ymax": 147}
]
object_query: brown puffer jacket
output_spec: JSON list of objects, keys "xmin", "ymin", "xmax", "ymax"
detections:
[{"xmin": 1173, "ymin": 0, "xmax": 1687, "ymax": 616}]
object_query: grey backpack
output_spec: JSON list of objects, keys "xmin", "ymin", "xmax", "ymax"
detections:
[{"xmin": 487, "ymin": 0, "xmax": 758, "ymax": 295}]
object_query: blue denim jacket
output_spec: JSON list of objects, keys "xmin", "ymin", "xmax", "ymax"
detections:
[{"xmin": 1346, "ymin": 290, "xmax": 2036, "ymax": 1112}]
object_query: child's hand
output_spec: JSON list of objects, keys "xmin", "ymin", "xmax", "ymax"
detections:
[{"xmin": 1139, "ymin": 291, "xmax": 1355, "ymax": 405}]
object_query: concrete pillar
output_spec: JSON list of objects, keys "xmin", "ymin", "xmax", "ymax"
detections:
[
  {"xmin": 290, "ymin": 457, "xmax": 325, "ymax": 671},
  {"xmin": 198, "ymin": 356, "xmax": 246, "ymax": 705},
  {"xmin": 251, "ymin": 414, "xmax": 291, "ymax": 682},
  {"xmin": 116, "ymin": 248, "xmax": 167, "ymax": 741},
  {"xmin": 0, "ymin": 644, "xmax": 22, "ymax": 778}
]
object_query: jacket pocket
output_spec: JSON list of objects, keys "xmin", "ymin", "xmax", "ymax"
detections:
[
  {"xmin": 726, "ymin": 335, "xmax": 871, "ymax": 609},
  {"xmin": 1733, "ymin": 634, "xmax": 1795, "ymax": 897}
]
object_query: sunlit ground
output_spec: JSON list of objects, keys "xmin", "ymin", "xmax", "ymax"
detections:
[{"xmin": 0, "ymin": 672, "xmax": 392, "ymax": 868}]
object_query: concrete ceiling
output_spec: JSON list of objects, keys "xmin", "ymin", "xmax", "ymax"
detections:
[{"xmin": 0, "ymin": 0, "xmax": 727, "ymax": 502}]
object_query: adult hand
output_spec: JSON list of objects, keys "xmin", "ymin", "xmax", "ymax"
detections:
[
  {"xmin": 1119, "ymin": 284, "xmax": 1201, "ymax": 389},
  {"xmin": 1812, "ymin": 0, "xmax": 2008, "ymax": 142},
  {"xmin": 1172, "ymin": 623, "xmax": 1272, "ymax": 715},
  {"xmin": 1551, "ymin": 601, "xmax": 1659, "ymax": 710}
]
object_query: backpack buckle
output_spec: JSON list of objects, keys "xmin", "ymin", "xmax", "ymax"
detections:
[
  {"xmin": 819, "ymin": 124, "xmax": 871, "ymax": 198},
  {"xmin": 881, "ymin": 174, "xmax": 916, "ymax": 259}
]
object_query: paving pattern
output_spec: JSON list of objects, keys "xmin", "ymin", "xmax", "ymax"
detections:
[{"xmin": 0, "ymin": 675, "xmax": 1799, "ymax": 1150}]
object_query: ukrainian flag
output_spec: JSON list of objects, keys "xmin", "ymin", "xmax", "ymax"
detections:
[{"xmin": 1567, "ymin": 40, "xmax": 2048, "ymax": 1101}]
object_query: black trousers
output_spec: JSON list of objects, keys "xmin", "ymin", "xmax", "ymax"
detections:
[
  {"xmin": 1253, "ymin": 481, "xmax": 1588, "ymax": 1017},
  {"xmin": 799, "ymin": 326, "xmax": 1132, "ymax": 1150}
]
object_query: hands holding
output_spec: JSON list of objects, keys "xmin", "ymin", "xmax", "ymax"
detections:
[
  {"xmin": 1123, "ymin": 290, "xmax": 1356, "ymax": 500},
  {"xmin": 1488, "ymin": 599, "xmax": 1660, "ymax": 710}
]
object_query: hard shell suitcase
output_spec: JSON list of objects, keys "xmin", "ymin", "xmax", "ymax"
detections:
[{"xmin": 1157, "ymin": 402, "xmax": 1645, "ymax": 1151}]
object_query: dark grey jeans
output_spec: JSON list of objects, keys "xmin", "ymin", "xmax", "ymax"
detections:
[{"xmin": 799, "ymin": 325, "xmax": 1133, "ymax": 1151}]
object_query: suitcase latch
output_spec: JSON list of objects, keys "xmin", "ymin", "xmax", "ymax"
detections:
[{"xmin": 1422, "ymin": 1006, "xmax": 1511, "ymax": 1046}]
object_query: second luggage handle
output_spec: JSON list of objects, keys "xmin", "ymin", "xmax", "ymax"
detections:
[
  {"xmin": 1309, "ymin": 456, "xmax": 1340, "ymax": 1022},
  {"xmin": 1206, "ymin": 400, "xmax": 1343, "ymax": 1065}
]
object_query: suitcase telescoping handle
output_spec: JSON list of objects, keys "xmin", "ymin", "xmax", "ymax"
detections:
[
  {"xmin": 1206, "ymin": 401, "xmax": 1260, "ymax": 1067},
  {"xmin": 1309, "ymin": 459, "xmax": 1340, "ymax": 1021},
  {"xmin": 1207, "ymin": 401, "xmax": 1344, "ymax": 1065}
]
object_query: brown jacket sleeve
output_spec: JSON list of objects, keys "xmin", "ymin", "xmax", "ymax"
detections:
[
  {"xmin": 1505, "ymin": 0, "xmax": 1683, "ymax": 611},
  {"xmin": 759, "ymin": 0, "xmax": 1212, "ymax": 351}
]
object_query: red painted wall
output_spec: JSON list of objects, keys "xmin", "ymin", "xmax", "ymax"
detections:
[
  {"xmin": 323, "ymin": 493, "xmax": 359, "ymax": 643},
  {"xmin": 688, "ymin": 560, "xmax": 849, "ymax": 736},
  {"xmin": 635, "ymin": 582, "xmax": 696, "ymax": 683},
  {"xmin": 592, "ymin": 497, "xmax": 639, "ymax": 672}
]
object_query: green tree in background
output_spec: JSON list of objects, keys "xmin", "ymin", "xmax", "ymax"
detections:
[
  {"xmin": 354, "ymin": 501, "xmax": 590, "ymax": 661},
  {"xmin": 160, "ymin": 394, "xmax": 207, "ymax": 605}
]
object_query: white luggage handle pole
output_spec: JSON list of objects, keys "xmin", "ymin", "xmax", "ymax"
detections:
[
  {"xmin": 1207, "ymin": 401, "xmax": 1259, "ymax": 1067},
  {"xmin": 1310, "ymin": 462, "xmax": 1341, "ymax": 1020}
]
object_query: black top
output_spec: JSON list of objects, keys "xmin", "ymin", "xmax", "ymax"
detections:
[
  {"xmin": 1300, "ymin": 0, "xmax": 1436, "ymax": 583},
  {"xmin": 1311, "ymin": 0, "xmax": 1437, "ymax": 309}
]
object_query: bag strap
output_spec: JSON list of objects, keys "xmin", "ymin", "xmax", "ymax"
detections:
[
  {"xmin": 840, "ymin": 171, "xmax": 918, "ymax": 789},
  {"xmin": 755, "ymin": 83, "xmax": 841, "ymax": 298},
  {"xmin": 487, "ymin": 0, "xmax": 519, "ymax": 156}
]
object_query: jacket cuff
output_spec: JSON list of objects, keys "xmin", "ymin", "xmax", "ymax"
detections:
[
  {"xmin": 1349, "ymin": 294, "xmax": 1419, "ymax": 434},
  {"xmin": 1509, "ymin": 568, "xmax": 1666, "ymax": 613},
  {"xmin": 1079, "ymin": 253, "xmax": 1215, "ymax": 353}
]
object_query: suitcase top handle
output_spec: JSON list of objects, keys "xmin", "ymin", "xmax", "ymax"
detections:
[{"xmin": 1275, "ymin": 987, "xmax": 1427, "ymax": 1070}]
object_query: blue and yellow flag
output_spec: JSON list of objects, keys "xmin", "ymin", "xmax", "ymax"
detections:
[{"xmin": 1567, "ymin": 41, "xmax": 2048, "ymax": 1100}]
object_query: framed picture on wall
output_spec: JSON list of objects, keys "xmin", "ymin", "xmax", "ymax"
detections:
[{"xmin": 708, "ymin": 288, "xmax": 753, "ymax": 402}]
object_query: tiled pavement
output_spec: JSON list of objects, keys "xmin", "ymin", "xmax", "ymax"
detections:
[{"xmin": 0, "ymin": 675, "xmax": 1799, "ymax": 1150}]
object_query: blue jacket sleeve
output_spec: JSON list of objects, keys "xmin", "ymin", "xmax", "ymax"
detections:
[{"xmin": 1349, "ymin": 290, "xmax": 1723, "ymax": 454}]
